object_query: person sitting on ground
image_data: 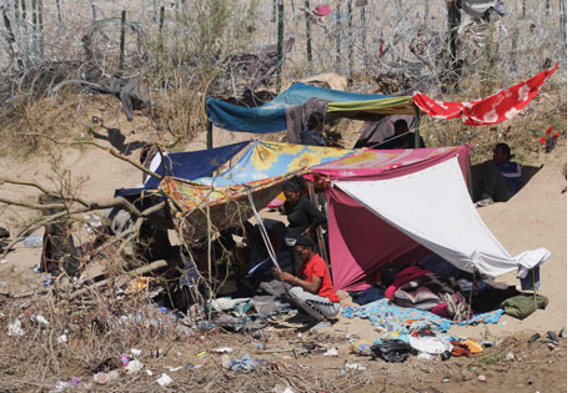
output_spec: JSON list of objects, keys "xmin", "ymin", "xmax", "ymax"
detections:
[
  {"xmin": 301, "ymin": 112, "xmax": 327, "ymax": 146},
  {"xmin": 273, "ymin": 236, "xmax": 340, "ymax": 331},
  {"xmin": 475, "ymin": 142, "xmax": 522, "ymax": 205},
  {"xmin": 374, "ymin": 119, "xmax": 425, "ymax": 150}
]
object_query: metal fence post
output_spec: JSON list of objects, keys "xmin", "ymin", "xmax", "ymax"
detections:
[
  {"xmin": 119, "ymin": 10, "xmax": 126, "ymax": 76},
  {"xmin": 276, "ymin": 0, "xmax": 284, "ymax": 93},
  {"xmin": 304, "ymin": 0, "xmax": 312, "ymax": 64}
]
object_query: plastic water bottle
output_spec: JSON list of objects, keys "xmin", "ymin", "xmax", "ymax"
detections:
[{"xmin": 23, "ymin": 235, "xmax": 43, "ymax": 248}]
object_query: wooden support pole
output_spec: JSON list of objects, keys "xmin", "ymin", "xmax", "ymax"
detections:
[
  {"xmin": 119, "ymin": 10, "xmax": 126, "ymax": 76},
  {"xmin": 413, "ymin": 103, "xmax": 422, "ymax": 148},
  {"xmin": 304, "ymin": 0, "xmax": 312, "ymax": 64},
  {"xmin": 307, "ymin": 182, "xmax": 329, "ymax": 268},
  {"xmin": 276, "ymin": 0, "xmax": 284, "ymax": 92}
]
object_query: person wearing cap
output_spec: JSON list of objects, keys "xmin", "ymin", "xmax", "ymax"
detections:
[{"xmin": 273, "ymin": 236, "xmax": 340, "ymax": 331}]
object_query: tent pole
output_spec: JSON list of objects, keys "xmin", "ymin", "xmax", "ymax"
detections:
[
  {"xmin": 307, "ymin": 182, "xmax": 330, "ymax": 268},
  {"xmin": 245, "ymin": 187, "xmax": 282, "ymax": 272},
  {"xmin": 206, "ymin": 118, "xmax": 213, "ymax": 150},
  {"xmin": 467, "ymin": 159, "xmax": 474, "ymax": 201},
  {"xmin": 413, "ymin": 103, "xmax": 421, "ymax": 148}
]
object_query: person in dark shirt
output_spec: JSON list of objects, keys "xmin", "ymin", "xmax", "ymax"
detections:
[
  {"xmin": 282, "ymin": 178, "xmax": 326, "ymax": 271},
  {"xmin": 375, "ymin": 119, "xmax": 425, "ymax": 150},
  {"xmin": 474, "ymin": 143, "xmax": 522, "ymax": 206},
  {"xmin": 300, "ymin": 112, "xmax": 327, "ymax": 146}
]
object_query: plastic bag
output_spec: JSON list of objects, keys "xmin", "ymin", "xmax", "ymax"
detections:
[{"xmin": 371, "ymin": 339, "xmax": 411, "ymax": 363}]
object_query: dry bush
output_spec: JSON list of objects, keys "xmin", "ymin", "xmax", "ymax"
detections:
[{"xmin": 0, "ymin": 86, "xmax": 86, "ymax": 158}]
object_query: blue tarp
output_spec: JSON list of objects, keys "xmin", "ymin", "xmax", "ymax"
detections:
[
  {"xmin": 114, "ymin": 141, "xmax": 250, "ymax": 197},
  {"xmin": 207, "ymin": 83, "xmax": 390, "ymax": 133}
]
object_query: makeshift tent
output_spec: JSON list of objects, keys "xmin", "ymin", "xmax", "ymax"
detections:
[
  {"xmin": 160, "ymin": 141, "xmax": 354, "ymax": 239},
  {"xmin": 208, "ymin": 65, "xmax": 557, "ymax": 143},
  {"xmin": 314, "ymin": 147, "xmax": 550, "ymax": 292},
  {"xmin": 206, "ymin": 82, "xmax": 396, "ymax": 133},
  {"xmin": 114, "ymin": 141, "xmax": 250, "ymax": 197}
]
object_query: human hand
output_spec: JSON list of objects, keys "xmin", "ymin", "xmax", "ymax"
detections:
[
  {"xmin": 277, "ymin": 270, "xmax": 295, "ymax": 283},
  {"xmin": 301, "ymin": 227, "xmax": 311, "ymax": 236}
]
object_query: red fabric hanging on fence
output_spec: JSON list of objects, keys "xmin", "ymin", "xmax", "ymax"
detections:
[{"xmin": 413, "ymin": 63, "xmax": 558, "ymax": 126}]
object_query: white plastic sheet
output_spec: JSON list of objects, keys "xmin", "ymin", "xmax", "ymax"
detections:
[{"xmin": 335, "ymin": 157, "xmax": 549, "ymax": 277}]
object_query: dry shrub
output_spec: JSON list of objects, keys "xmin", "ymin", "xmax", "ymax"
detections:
[{"xmin": 0, "ymin": 86, "xmax": 84, "ymax": 158}]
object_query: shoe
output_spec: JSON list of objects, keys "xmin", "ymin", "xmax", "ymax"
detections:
[{"xmin": 475, "ymin": 196, "xmax": 494, "ymax": 207}]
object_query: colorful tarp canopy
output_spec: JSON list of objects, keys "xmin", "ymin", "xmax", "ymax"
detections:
[
  {"xmin": 413, "ymin": 63, "xmax": 558, "ymax": 125},
  {"xmin": 114, "ymin": 141, "xmax": 249, "ymax": 197},
  {"xmin": 193, "ymin": 141, "xmax": 354, "ymax": 187},
  {"xmin": 207, "ymin": 82, "xmax": 391, "ymax": 133},
  {"xmin": 314, "ymin": 147, "xmax": 550, "ymax": 292},
  {"xmin": 161, "ymin": 141, "xmax": 354, "ymax": 239}
]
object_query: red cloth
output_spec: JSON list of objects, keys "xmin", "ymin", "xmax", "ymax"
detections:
[
  {"xmin": 298, "ymin": 254, "xmax": 340, "ymax": 303},
  {"xmin": 385, "ymin": 285, "xmax": 397, "ymax": 299},
  {"xmin": 413, "ymin": 63, "xmax": 558, "ymax": 126},
  {"xmin": 314, "ymin": 5, "xmax": 332, "ymax": 16},
  {"xmin": 392, "ymin": 266, "xmax": 430, "ymax": 288}
]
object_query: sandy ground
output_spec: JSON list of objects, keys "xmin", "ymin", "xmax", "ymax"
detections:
[{"xmin": 0, "ymin": 124, "xmax": 566, "ymax": 392}]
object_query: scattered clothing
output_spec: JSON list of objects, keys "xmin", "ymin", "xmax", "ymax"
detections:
[
  {"xmin": 498, "ymin": 294, "xmax": 548, "ymax": 320},
  {"xmin": 228, "ymin": 354, "xmax": 258, "ymax": 371},
  {"xmin": 89, "ymin": 76, "xmax": 149, "ymax": 121},
  {"xmin": 421, "ymin": 254, "xmax": 460, "ymax": 278},
  {"xmin": 348, "ymin": 285, "xmax": 385, "ymax": 305},
  {"xmin": 469, "ymin": 284, "xmax": 519, "ymax": 313},
  {"xmin": 209, "ymin": 298, "xmax": 253, "ymax": 318},
  {"xmin": 342, "ymin": 299, "xmax": 504, "ymax": 336}
]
